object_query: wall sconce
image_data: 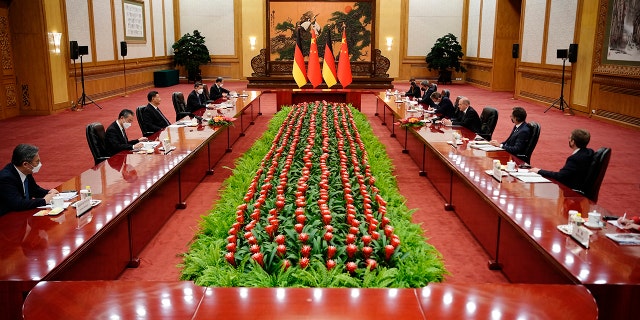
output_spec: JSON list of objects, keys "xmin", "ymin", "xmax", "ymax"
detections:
[
  {"xmin": 48, "ymin": 32, "xmax": 62, "ymax": 54},
  {"xmin": 249, "ymin": 36, "xmax": 256, "ymax": 50},
  {"xmin": 386, "ymin": 37, "xmax": 393, "ymax": 51}
]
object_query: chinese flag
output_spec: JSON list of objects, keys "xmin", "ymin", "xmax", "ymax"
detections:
[
  {"xmin": 337, "ymin": 28, "xmax": 352, "ymax": 88},
  {"xmin": 292, "ymin": 28, "xmax": 307, "ymax": 88},
  {"xmin": 307, "ymin": 29, "xmax": 322, "ymax": 88},
  {"xmin": 322, "ymin": 32, "xmax": 338, "ymax": 88}
]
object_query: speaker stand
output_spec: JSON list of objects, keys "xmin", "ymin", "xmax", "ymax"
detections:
[
  {"xmin": 122, "ymin": 55, "xmax": 128, "ymax": 97},
  {"xmin": 76, "ymin": 55, "xmax": 102, "ymax": 109},
  {"xmin": 71, "ymin": 59, "xmax": 79, "ymax": 111},
  {"xmin": 544, "ymin": 58, "xmax": 573, "ymax": 115}
]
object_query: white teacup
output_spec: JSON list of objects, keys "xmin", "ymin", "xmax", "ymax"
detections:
[
  {"xmin": 506, "ymin": 161, "xmax": 516, "ymax": 171},
  {"xmin": 587, "ymin": 211, "xmax": 602, "ymax": 226},
  {"xmin": 51, "ymin": 195, "xmax": 64, "ymax": 209}
]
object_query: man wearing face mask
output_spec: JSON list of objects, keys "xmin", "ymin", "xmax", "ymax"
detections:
[
  {"xmin": 0, "ymin": 144, "xmax": 59, "ymax": 215},
  {"xmin": 187, "ymin": 82, "xmax": 208, "ymax": 113},
  {"xmin": 209, "ymin": 77, "xmax": 230, "ymax": 101},
  {"xmin": 105, "ymin": 109, "xmax": 148, "ymax": 156}
]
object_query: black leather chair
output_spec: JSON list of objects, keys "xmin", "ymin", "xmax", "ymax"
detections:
[
  {"xmin": 202, "ymin": 84, "xmax": 210, "ymax": 101},
  {"xmin": 576, "ymin": 147, "xmax": 611, "ymax": 203},
  {"xmin": 172, "ymin": 92, "xmax": 191, "ymax": 121},
  {"xmin": 136, "ymin": 106, "xmax": 155, "ymax": 137},
  {"xmin": 86, "ymin": 122, "xmax": 109, "ymax": 166},
  {"xmin": 478, "ymin": 107, "xmax": 498, "ymax": 140},
  {"xmin": 517, "ymin": 121, "xmax": 540, "ymax": 164}
]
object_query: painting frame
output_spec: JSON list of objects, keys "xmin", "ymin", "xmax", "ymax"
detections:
[
  {"xmin": 594, "ymin": 0, "xmax": 640, "ymax": 77},
  {"xmin": 265, "ymin": 0, "xmax": 376, "ymax": 75},
  {"xmin": 123, "ymin": 0, "xmax": 146, "ymax": 43}
]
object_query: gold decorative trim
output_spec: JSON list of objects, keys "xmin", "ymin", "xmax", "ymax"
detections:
[
  {"xmin": 5, "ymin": 83, "xmax": 16, "ymax": 107},
  {"xmin": 0, "ymin": 15, "xmax": 14, "ymax": 71}
]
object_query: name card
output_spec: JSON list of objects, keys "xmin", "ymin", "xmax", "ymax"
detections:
[
  {"xmin": 571, "ymin": 225, "xmax": 591, "ymax": 248},
  {"xmin": 493, "ymin": 166, "xmax": 502, "ymax": 183},
  {"xmin": 75, "ymin": 198, "xmax": 92, "ymax": 217}
]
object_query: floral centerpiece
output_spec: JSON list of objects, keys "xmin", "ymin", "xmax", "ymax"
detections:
[
  {"xmin": 395, "ymin": 117, "xmax": 425, "ymax": 128},
  {"xmin": 208, "ymin": 115, "xmax": 236, "ymax": 127}
]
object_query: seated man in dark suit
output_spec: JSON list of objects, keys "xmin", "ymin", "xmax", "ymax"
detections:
[
  {"xmin": 186, "ymin": 82, "xmax": 208, "ymax": 113},
  {"xmin": 209, "ymin": 77, "xmax": 230, "ymax": 101},
  {"xmin": 405, "ymin": 78, "xmax": 421, "ymax": 99},
  {"xmin": 418, "ymin": 80, "xmax": 437, "ymax": 108},
  {"xmin": 0, "ymin": 144, "xmax": 58, "ymax": 215},
  {"xmin": 429, "ymin": 91, "xmax": 456, "ymax": 119},
  {"xmin": 442, "ymin": 97, "xmax": 481, "ymax": 133},
  {"xmin": 141, "ymin": 90, "xmax": 171, "ymax": 134},
  {"xmin": 531, "ymin": 129, "xmax": 594, "ymax": 190},
  {"xmin": 105, "ymin": 109, "xmax": 148, "ymax": 156},
  {"xmin": 490, "ymin": 106, "xmax": 531, "ymax": 156}
]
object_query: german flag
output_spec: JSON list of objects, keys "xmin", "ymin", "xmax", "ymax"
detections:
[
  {"xmin": 337, "ymin": 28, "xmax": 352, "ymax": 88},
  {"xmin": 292, "ymin": 27, "xmax": 307, "ymax": 88},
  {"xmin": 322, "ymin": 31, "xmax": 338, "ymax": 88}
]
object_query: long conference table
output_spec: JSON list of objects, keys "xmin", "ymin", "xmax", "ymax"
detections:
[
  {"xmin": 376, "ymin": 93, "xmax": 639, "ymax": 320},
  {"xmin": 0, "ymin": 92, "xmax": 263, "ymax": 320}
]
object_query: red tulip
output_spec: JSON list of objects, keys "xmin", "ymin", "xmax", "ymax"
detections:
[
  {"xmin": 252, "ymin": 252, "xmax": 264, "ymax": 267},
  {"xmin": 275, "ymin": 234, "xmax": 286, "ymax": 245},
  {"xmin": 301, "ymin": 245, "xmax": 311, "ymax": 257},
  {"xmin": 362, "ymin": 246, "xmax": 373, "ymax": 259},
  {"xmin": 366, "ymin": 259, "xmax": 377, "ymax": 270},
  {"xmin": 299, "ymin": 232, "xmax": 309, "ymax": 243},
  {"xmin": 225, "ymin": 252, "xmax": 236, "ymax": 267},
  {"xmin": 226, "ymin": 242, "xmax": 236, "ymax": 253},
  {"xmin": 346, "ymin": 244, "xmax": 358, "ymax": 259},
  {"xmin": 346, "ymin": 261, "xmax": 357, "ymax": 274},
  {"xmin": 385, "ymin": 244, "xmax": 395, "ymax": 260},
  {"xmin": 326, "ymin": 259, "xmax": 336, "ymax": 270},
  {"xmin": 300, "ymin": 257, "xmax": 310, "ymax": 269},
  {"xmin": 277, "ymin": 244, "xmax": 286, "ymax": 257},
  {"xmin": 327, "ymin": 245, "xmax": 337, "ymax": 259}
]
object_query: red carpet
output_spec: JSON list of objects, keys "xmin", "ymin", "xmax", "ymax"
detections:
[{"xmin": 1, "ymin": 82, "xmax": 637, "ymax": 283}]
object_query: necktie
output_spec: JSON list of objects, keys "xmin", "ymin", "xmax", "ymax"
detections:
[
  {"xmin": 23, "ymin": 178, "xmax": 29, "ymax": 199},
  {"xmin": 122, "ymin": 127, "xmax": 128, "ymax": 141},
  {"xmin": 157, "ymin": 108, "xmax": 170, "ymax": 126}
]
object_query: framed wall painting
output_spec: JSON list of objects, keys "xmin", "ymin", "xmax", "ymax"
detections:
[
  {"xmin": 123, "ymin": 0, "xmax": 146, "ymax": 43},
  {"xmin": 594, "ymin": 0, "xmax": 640, "ymax": 76},
  {"xmin": 266, "ymin": 0, "xmax": 374, "ymax": 63}
]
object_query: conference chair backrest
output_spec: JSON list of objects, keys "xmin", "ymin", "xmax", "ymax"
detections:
[
  {"xmin": 86, "ymin": 122, "xmax": 109, "ymax": 166},
  {"xmin": 479, "ymin": 107, "xmax": 498, "ymax": 140},
  {"xmin": 172, "ymin": 92, "xmax": 190, "ymax": 121},
  {"xmin": 518, "ymin": 121, "xmax": 540, "ymax": 164},
  {"xmin": 202, "ymin": 84, "xmax": 210, "ymax": 101},
  {"xmin": 136, "ymin": 106, "xmax": 154, "ymax": 137},
  {"xmin": 579, "ymin": 147, "xmax": 611, "ymax": 203}
]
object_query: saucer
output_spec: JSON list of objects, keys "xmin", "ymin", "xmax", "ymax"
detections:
[{"xmin": 584, "ymin": 222, "xmax": 604, "ymax": 229}]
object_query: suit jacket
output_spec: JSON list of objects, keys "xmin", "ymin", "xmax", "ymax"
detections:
[
  {"xmin": 405, "ymin": 84, "xmax": 421, "ymax": 99},
  {"xmin": 0, "ymin": 163, "xmax": 48, "ymax": 215},
  {"xmin": 141, "ymin": 103, "xmax": 171, "ymax": 134},
  {"xmin": 419, "ymin": 87, "xmax": 437, "ymax": 108},
  {"xmin": 105, "ymin": 121, "xmax": 139, "ymax": 157},
  {"xmin": 538, "ymin": 148, "xmax": 595, "ymax": 190},
  {"xmin": 186, "ymin": 90, "xmax": 206, "ymax": 113},
  {"xmin": 434, "ymin": 96, "xmax": 456, "ymax": 119},
  {"xmin": 451, "ymin": 106, "xmax": 481, "ymax": 133},
  {"xmin": 501, "ymin": 122, "xmax": 531, "ymax": 156},
  {"xmin": 209, "ymin": 84, "xmax": 230, "ymax": 101}
]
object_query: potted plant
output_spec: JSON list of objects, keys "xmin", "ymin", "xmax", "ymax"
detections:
[
  {"xmin": 172, "ymin": 30, "xmax": 211, "ymax": 82},
  {"xmin": 425, "ymin": 33, "xmax": 466, "ymax": 84}
]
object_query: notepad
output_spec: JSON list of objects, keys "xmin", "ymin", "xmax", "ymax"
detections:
[
  {"xmin": 470, "ymin": 144, "xmax": 503, "ymax": 151},
  {"xmin": 510, "ymin": 172, "xmax": 551, "ymax": 183},
  {"xmin": 606, "ymin": 233, "xmax": 640, "ymax": 245}
]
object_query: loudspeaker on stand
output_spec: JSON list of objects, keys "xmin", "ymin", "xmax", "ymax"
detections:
[{"xmin": 120, "ymin": 41, "xmax": 127, "ymax": 57}]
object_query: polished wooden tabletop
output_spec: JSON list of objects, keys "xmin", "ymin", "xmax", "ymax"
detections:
[
  {"xmin": 22, "ymin": 281, "xmax": 598, "ymax": 319},
  {"xmin": 0, "ymin": 92, "xmax": 263, "ymax": 283},
  {"xmin": 376, "ymin": 93, "xmax": 640, "ymax": 286}
]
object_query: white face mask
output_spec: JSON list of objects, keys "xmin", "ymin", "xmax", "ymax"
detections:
[
  {"xmin": 123, "ymin": 122, "xmax": 132, "ymax": 130},
  {"xmin": 197, "ymin": 89, "xmax": 203, "ymax": 94},
  {"xmin": 30, "ymin": 162, "xmax": 42, "ymax": 173},
  {"xmin": 219, "ymin": 83, "xmax": 223, "ymax": 87}
]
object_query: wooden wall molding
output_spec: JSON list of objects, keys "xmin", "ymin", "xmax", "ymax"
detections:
[
  {"xmin": 68, "ymin": 57, "xmax": 173, "ymax": 78},
  {"xmin": 592, "ymin": 74, "xmax": 640, "ymax": 90}
]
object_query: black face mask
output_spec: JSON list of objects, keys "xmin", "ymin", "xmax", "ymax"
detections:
[{"xmin": 421, "ymin": 87, "xmax": 426, "ymax": 91}]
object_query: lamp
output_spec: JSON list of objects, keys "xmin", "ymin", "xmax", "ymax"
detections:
[
  {"xmin": 48, "ymin": 32, "xmax": 62, "ymax": 54},
  {"xmin": 386, "ymin": 37, "xmax": 393, "ymax": 51},
  {"xmin": 249, "ymin": 36, "xmax": 256, "ymax": 51}
]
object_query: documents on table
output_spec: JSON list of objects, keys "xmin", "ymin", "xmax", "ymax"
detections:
[
  {"xmin": 509, "ymin": 171, "xmax": 551, "ymax": 183},
  {"xmin": 605, "ymin": 233, "xmax": 640, "ymax": 245},
  {"xmin": 469, "ymin": 143, "xmax": 504, "ymax": 151},
  {"xmin": 142, "ymin": 141, "xmax": 161, "ymax": 149}
]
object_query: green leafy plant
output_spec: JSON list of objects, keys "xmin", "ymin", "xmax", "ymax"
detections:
[
  {"xmin": 180, "ymin": 104, "xmax": 446, "ymax": 288},
  {"xmin": 425, "ymin": 33, "xmax": 466, "ymax": 83},
  {"xmin": 172, "ymin": 30, "xmax": 211, "ymax": 81}
]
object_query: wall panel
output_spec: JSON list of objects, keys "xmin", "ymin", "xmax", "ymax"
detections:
[
  {"xmin": 479, "ymin": 0, "xmax": 496, "ymax": 59},
  {"xmin": 179, "ymin": 0, "xmax": 235, "ymax": 56},
  {"xmin": 93, "ymin": 0, "xmax": 115, "ymax": 61},
  {"xmin": 164, "ymin": 0, "xmax": 174, "ymax": 55},
  {"xmin": 406, "ymin": 0, "xmax": 463, "ymax": 57},
  {"xmin": 466, "ymin": 0, "xmax": 481, "ymax": 58},
  {"xmin": 152, "ymin": 0, "xmax": 165, "ymax": 56},
  {"xmin": 66, "ymin": 0, "xmax": 92, "ymax": 62},
  {"xmin": 520, "ymin": 0, "xmax": 545, "ymax": 63},
  {"xmin": 545, "ymin": 0, "xmax": 577, "ymax": 66}
]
